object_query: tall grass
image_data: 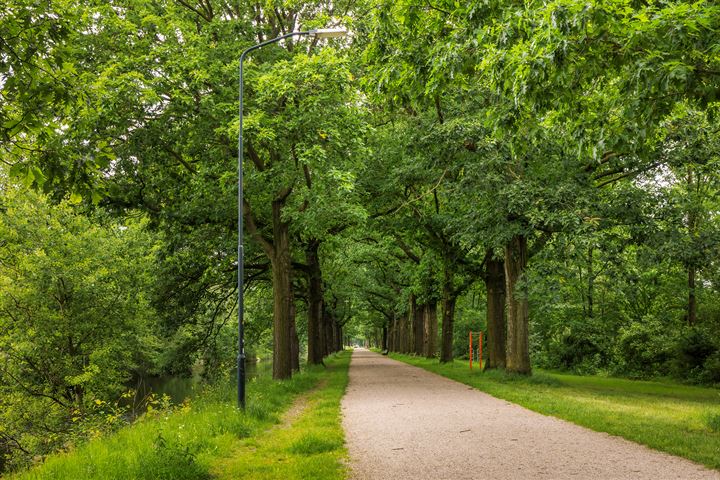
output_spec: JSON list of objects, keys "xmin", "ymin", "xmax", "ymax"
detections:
[{"xmin": 12, "ymin": 352, "xmax": 351, "ymax": 480}]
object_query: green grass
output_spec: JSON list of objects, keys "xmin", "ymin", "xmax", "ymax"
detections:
[
  {"xmin": 12, "ymin": 352, "xmax": 351, "ymax": 480},
  {"xmin": 389, "ymin": 353, "xmax": 720, "ymax": 470},
  {"xmin": 210, "ymin": 353, "xmax": 350, "ymax": 480}
]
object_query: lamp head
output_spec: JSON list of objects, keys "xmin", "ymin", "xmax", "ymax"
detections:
[{"xmin": 309, "ymin": 28, "xmax": 347, "ymax": 39}]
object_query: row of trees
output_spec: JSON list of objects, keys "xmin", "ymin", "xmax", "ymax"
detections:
[
  {"xmin": 2, "ymin": 0, "xmax": 361, "ymax": 470},
  {"xmin": 343, "ymin": 0, "xmax": 720, "ymax": 377}
]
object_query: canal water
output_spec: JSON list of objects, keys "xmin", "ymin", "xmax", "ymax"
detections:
[{"xmin": 126, "ymin": 357, "xmax": 272, "ymax": 406}]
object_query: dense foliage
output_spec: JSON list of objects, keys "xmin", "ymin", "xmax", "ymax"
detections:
[
  {"xmin": 1, "ymin": 0, "xmax": 719, "ymax": 474},
  {"xmin": 0, "ymin": 187, "xmax": 160, "ymax": 470}
]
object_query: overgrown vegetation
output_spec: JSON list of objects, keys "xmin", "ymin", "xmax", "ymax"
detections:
[
  {"xmin": 10, "ymin": 352, "xmax": 349, "ymax": 480},
  {"xmin": 0, "ymin": 187, "xmax": 162, "ymax": 471},
  {"xmin": 390, "ymin": 353, "xmax": 720, "ymax": 470}
]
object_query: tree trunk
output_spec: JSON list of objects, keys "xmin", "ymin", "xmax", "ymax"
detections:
[
  {"xmin": 505, "ymin": 234, "xmax": 531, "ymax": 374},
  {"xmin": 390, "ymin": 314, "xmax": 398, "ymax": 351},
  {"xmin": 485, "ymin": 255, "xmax": 506, "ymax": 369},
  {"xmin": 687, "ymin": 168, "xmax": 697, "ymax": 327},
  {"xmin": 318, "ymin": 307, "xmax": 327, "ymax": 358},
  {"xmin": 305, "ymin": 240, "xmax": 324, "ymax": 364},
  {"xmin": 335, "ymin": 322, "xmax": 343, "ymax": 351},
  {"xmin": 404, "ymin": 314, "xmax": 412, "ymax": 353},
  {"xmin": 270, "ymin": 199, "xmax": 294, "ymax": 379},
  {"xmin": 587, "ymin": 246, "xmax": 594, "ymax": 319},
  {"xmin": 688, "ymin": 265, "xmax": 697, "ymax": 326},
  {"xmin": 412, "ymin": 295, "xmax": 424, "ymax": 355},
  {"xmin": 323, "ymin": 308, "xmax": 333, "ymax": 356},
  {"xmin": 423, "ymin": 301, "xmax": 438, "ymax": 358},
  {"xmin": 394, "ymin": 314, "xmax": 402, "ymax": 352},
  {"xmin": 335, "ymin": 323, "xmax": 340, "ymax": 351},
  {"xmin": 396, "ymin": 314, "xmax": 408, "ymax": 353},
  {"xmin": 290, "ymin": 301, "xmax": 300, "ymax": 373},
  {"xmin": 382, "ymin": 325, "xmax": 388, "ymax": 351},
  {"xmin": 440, "ymin": 265, "xmax": 456, "ymax": 363}
]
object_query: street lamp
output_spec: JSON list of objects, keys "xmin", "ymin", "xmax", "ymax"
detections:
[{"xmin": 237, "ymin": 27, "xmax": 347, "ymax": 409}]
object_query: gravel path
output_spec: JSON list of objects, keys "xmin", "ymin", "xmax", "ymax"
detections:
[{"xmin": 341, "ymin": 349, "xmax": 719, "ymax": 480}]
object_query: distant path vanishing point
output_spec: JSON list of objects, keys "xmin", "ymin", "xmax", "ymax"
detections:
[{"xmin": 341, "ymin": 349, "xmax": 720, "ymax": 480}]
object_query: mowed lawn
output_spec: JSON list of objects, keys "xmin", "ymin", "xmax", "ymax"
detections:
[{"xmin": 390, "ymin": 353, "xmax": 720, "ymax": 470}]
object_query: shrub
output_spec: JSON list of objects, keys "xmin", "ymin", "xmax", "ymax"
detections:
[
  {"xmin": 673, "ymin": 328, "xmax": 717, "ymax": 372},
  {"xmin": 700, "ymin": 352, "xmax": 720, "ymax": 385},
  {"xmin": 612, "ymin": 317, "xmax": 674, "ymax": 377}
]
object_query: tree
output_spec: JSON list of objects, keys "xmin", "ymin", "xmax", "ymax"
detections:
[
  {"xmin": 5, "ymin": 0, "xmax": 369, "ymax": 380},
  {"xmin": 653, "ymin": 107, "xmax": 720, "ymax": 326},
  {"xmin": 0, "ymin": 185, "xmax": 159, "ymax": 470},
  {"xmin": 1, "ymin": 0, "xmax": 79, "ymax": 193},
  {"xmin": 242, "ymin": 48, "xmax": 366, "ymax": 377}
]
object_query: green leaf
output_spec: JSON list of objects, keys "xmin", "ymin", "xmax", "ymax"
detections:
[{"xmin": 69, "ymin": 192, "xmax": 83, "ymax": 204}]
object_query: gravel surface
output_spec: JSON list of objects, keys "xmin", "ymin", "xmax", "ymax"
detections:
[{"xmin": 341, "ymin": 349, "xmax": 720, "ymax": 480}]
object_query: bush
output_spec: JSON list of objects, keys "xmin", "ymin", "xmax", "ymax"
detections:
[
  {"xmin": 612, "ymin": 317, "xmax": 674, "ymax": 377},
  {"xmin": 672, "ymin": 328, "xmax": 718, "ymax": 382},
  {"xmin": 700, "ymin": 352, "xmax": 720, "ymax": 385},
  {"xmin": 552, "ymin": 328, "xmax": 604, "ymax": 373}
]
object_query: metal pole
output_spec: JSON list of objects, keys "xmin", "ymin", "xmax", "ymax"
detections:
[
  {"xmin": 237, "ymin": 31, "xmax": 310, "ymax": 410},
  {"xmin": 469, "ymin": 331, "xmax": 473, "ymax": 370},
  {"xmin": 237, "ymin": 48, "xmax": 246, "ymax": 411},
  {"xmin": 479, "ymin": 331, "xmax": 483, "ymax": 370}
]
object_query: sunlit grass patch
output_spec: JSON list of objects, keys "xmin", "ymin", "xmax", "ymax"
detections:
[{"xmin": 706, "ymin": 412, "xmax": 720, "ymax": 433}]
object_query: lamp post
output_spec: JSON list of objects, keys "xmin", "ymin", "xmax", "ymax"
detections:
[{"xmin": 238, "ymin": 28, "xmax": 347, "ymax": 409}]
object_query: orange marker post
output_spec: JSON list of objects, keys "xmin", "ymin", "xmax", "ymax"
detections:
[
  {"xmin": 479, "ymin": 331, "xmax": 483, "ymax": 370},
  {"xmin": 469, "ymin": 331, "xmax": 473, "ymax": 370}
]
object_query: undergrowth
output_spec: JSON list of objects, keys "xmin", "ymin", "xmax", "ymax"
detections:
[{"xmin": 12, "ymin": 352, "xmax": 351, "ymax": 480}]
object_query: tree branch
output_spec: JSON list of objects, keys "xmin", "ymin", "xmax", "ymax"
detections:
[
  {"xmin": 247, "ymin": 141, "xmax": 265, "ymax": 171},
  {"xmin": 243, "ymin": 199, "xmax": 274, "ymax": 257},
  {"xmin": 393, "ymin": 234, "xmax": 421, "ymax": 263},
  {"xmin": 174, "ymin": 0, "xmax": 212, "ymax": 21}
]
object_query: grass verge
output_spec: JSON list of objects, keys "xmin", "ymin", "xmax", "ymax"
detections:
[
  {"xmin": 12, "ymin": 351, "xmax": 351, "ymax": 480},
  {"xmin": 389, "ymin": 353, "xmax": 720, "ymax": 470},
  {"xmin": 211, "ymin": 354, "xmax": 350, "ymax": 480}
]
